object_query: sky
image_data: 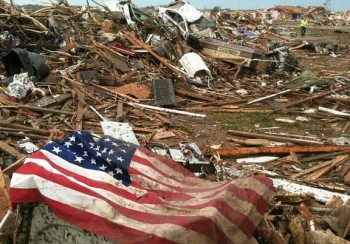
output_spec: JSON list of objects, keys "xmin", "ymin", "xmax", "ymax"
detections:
[{"xmin": 9, "ymin": 0, "xmax": 350, "ymax": 11}]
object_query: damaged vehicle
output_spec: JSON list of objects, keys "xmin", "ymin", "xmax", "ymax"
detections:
[
  {"xmin": 105, "ymin": 0, "xmax": 150, "ymax": 29},
  {"xmin": 187, "ymin": 35, "xmax": 299, "ymax": 73},
  {"xmin": 157, "ymin": 0, "xmax": 220, "ymax": 38},
  {"xmin": 157, "ymin": 1, "xmax": 299, "ymax": 73}
]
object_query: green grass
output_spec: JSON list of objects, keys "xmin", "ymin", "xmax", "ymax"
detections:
[
  {"xmin": 211, "ymin": 112, "xmax": 273, "ymax": 130},
  {"xmin": 210, "ymin": 112, "xmax": 340, "ymax": 138}
]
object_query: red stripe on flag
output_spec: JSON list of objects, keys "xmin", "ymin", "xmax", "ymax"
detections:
[
  {"xmin": 12, "ymin": 163, "xmax": 237, "ymax": 242},
  {"xmin": 129, "ymin": 167, "xmax": 270, "ymax": 214},
  {"xmin": 16, "ymin": 191, "xmax": 176, "ymax": 244},
  {"xmin": 136, "ymin": 147, "xmax": 198, "ymax": 178}
]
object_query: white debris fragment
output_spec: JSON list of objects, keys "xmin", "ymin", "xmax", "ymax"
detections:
[
  {"xmin": 18, "ymin": 142, "xmax": 39, "ymax": 153},
  {"xmin": 236, "ymin": 156, "xmax": 279, "ymax": 164},
  {"xmin": 179, "ymin": 52, "xmax": 212, "ymax": 78},
  {"xmin": 272, "ymin": 178, "xmax": 350, "ymax": 203},
  {"xmin": 295, "ymin": 116, "xmax": 310, "ymax": 122},
  {"xmin": 236, "ymin": 89, "xmax": 249, "ymax": 96},
  {"xmin": 275, "ymin": 118, "xmax": 295, "ymax": 123},
  {"xmin": 6, "ymin": 73, "xmax": 35, "ymax": 99}
]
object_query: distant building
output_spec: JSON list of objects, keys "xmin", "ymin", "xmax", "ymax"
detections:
[
  {"xmin": 267, "ymin": 5, "xmax": 305, "ymax": 20},
  {"xmin": 305, "ymin": 6, "xmax": 329, "ymax": 21}
]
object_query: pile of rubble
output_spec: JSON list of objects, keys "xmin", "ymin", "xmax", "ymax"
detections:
[{"xmin": 1, "ymin": 0, "xmax": 350, "ymax": 243}]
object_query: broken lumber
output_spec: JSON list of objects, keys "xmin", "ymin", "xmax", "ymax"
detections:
[
  {"xmin": 247, "ymin": 89, "xmax": 292, "ymax": 105},
  {"xmin": 125, "ymin": 32, "xmax": 186, "ymax": 78},
  {"xmin": 214, "ymin": 145, "xmax": 350, "ymax": 156},
  {"xmin": 227, "ymin": 130, "xmax": 324, "ymax": 145},
  {"xmin": 174, "ymin": 88, "xmax": 216, "ymax": 102},
  {"xmin": 127, "ymin": 102, "xmax": 206, "ymax": 118},
  {"xmin": 90, "ymin": 83, "xmax": 139, "ymax": 103},
  {"xmin": 0, "ymin": 142, "xmax": 25, "ymax": 159},
  {"xmin": 274, "ymin": 85, "xmax": 350, "ymax": 111},
  {"xmin": 290, "ymin": 155, "xmax": 348, "ymax": 180},
  {"xmin": 18, "ymin": 105, "xmax": 75, "ymax": 116},
  {"xmin": 0, "ymin": 169, "xmax": 10, "ymax": 220},
  {"xmin": 272, "ymin": 178, "xmax": 350, "ymax": 203},
  {"xmin": 0, "ymin": 122, "xmax": 50, "ymax": 136}
]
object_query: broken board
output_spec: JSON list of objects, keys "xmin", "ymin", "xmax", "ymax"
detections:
[
  {"xmin": 100, "ymin": 121, "xmax": 139, "ymax": 145},
  {"xmin": 152, "ymin": 79, "xmax": 176, "ymax": 106}
]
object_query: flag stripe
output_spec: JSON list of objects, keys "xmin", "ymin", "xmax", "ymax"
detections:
[
  {"xmin": 13, "ymin": 152, "xmax": 270, "ymax": 239},
  {"xmin": 23, "ymin": 152, "xmax": 269, "ymax": 217},
  {"xmin": 40, "ymin": 149, "xmax": 271, "ymax": 214},
  {"xmin": 10, "ymin": 132, "xmax": 274, "ymax": 243},
  {"xmin": 27, "ymin": 151, "xmax": 148, "ymax": 197},
  {"xmin": 11, "ymin": 165, "xmax": 253, "ymax": 241},
  {"xmin": 136, "ymin": 148, "xmax": 196, "ymax": 178},
  {"xmin": 11, "ymin": 174, "xmax": 232, "ymax": 243},
  {"xmin": 130, "ymin": 171, "xmax": 270, "ymax": 214},
  {"xmin": 12, "ymin": 188, "xmax": 213, "ymax": 244},
  {"xmin": 132, "ymin": 149, "xmax": 273, "ymax": 193}
]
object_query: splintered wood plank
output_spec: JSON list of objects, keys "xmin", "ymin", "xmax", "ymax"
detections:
[
  {"xmin": 0, "ymin": 169, "xmax": 11, "ymax": 220},
  {"xmin": 119, "ymin": 69, "xmax": 138, "ymax": 82},
  {"xmin": 116, "ymin": 101, "xmax": 124, "ymax": 119},
  {"xmin": 215, "ymin": 146, "xmax": 350, "ymax": 157},
  {"xmin": 291, "ymin": 155, "xmax": 348, "ymax": 180},
  {"xmin": 153, "ymin": 113, "xmax": 173, "ymax": 125},
  {"xmin": 112, "ymin": 83, "xmax": 150, "ymax": 99},
  {"xmin": 75, "ymin": 102, "xmax": 85, "ymax": 131},
  {"xmin": 0, "ymin": 141, "xmax": 25, "ymax": 159},
  {"xmin": 305, "ymin": 155, "xmax": 348, "ymax": 181},
  {"xmin": 275, "ymin": 84, "xmax": 350, "ymax": 111},
  {"xmin": 153, "ymin": 131, "xmax": 176, "ymax": 140},
  {"xmin": 174, "ymin": 88, "xmax": 216, "ymax": 102},
  {"xmin": 74, "ymin": 87, "xmax": 86, "ymax": 131}
]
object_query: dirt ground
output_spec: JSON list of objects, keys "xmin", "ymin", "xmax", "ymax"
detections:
[{"xmin": 155, "ymin": 22, "xmax": 350, "ymax": 153}]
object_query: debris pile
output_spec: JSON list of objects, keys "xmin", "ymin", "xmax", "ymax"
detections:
[{"xmin": 1, "ymin": 0, "xmax": 350, "ymax": 243}]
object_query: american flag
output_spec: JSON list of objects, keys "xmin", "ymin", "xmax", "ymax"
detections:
[{"xmin": 10, "ymin": 131, "xmax": 274, "ymax": 243}]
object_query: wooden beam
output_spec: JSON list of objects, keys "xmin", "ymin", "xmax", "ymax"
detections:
[
  {"xmin": 124, "ymin": 32, "xmax": 186, "ymax": 78},
  {"xmin": 227, "ymin": 130, "xmax": 323, "ymax": 145},
  {"xmin": 174, "ymin": 88, "xmax": 216, "ymax": 102},
  {"xmin": 274, "ymin": 84, "xmax": 350, "ymax": 111},
  {"xmin": 0, "ymin": 169, "xmax": 11, "ymax": 220},
  {"xmin": 18, "ymin": 105, "xmax": 75, "ymax": 115},
  {"xmin": 214, "ymin": 146, "xmax": 350, "ymax": 157},
  {"xmin": 0, "ymin": 121, "xmax": 49, "ymax": 136},
  {"xmin": 0, "ymin": 141, "xmax": 25, "ymax": 159}
]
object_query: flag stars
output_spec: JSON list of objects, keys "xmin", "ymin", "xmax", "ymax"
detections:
[
  {"xmin": 69, "ymin": 135, "xmax": 76, "ymax": 142},
  {"xmin": 116, "ymin": 157, "xmax": 124, "ymax": 162},
  {"xmin": 64, "ymin": 141, "xmax": 72, "ymax": 148},
  {"xmin": 75, "ymin": 156, "xmax": 84, "ymax": 163},
  {"xmin": 115, "ymin": 167, "xmax": 123, "ymax": 174},
  {"xmin": 91, "ymin": 158, "xmax": 96, "ymax": 164},
  {"xmin": 101, "ymin": 148, "xmax": 107, "ymax": 154},
  {"xmin": 89, "ymin": 142, "xmax": 94, "ymax": 148},
  {"xmin": 112, "ymin": 142, "xmax": 118, "ymax": 147},
  {"xmin": 96, "ymin": 152, "xmax": 102, "ymax": 157},
  {"xmin": 120, "ymin": 149, "xmax": 126, "ymax": 153},
  {"xmin": 104, "ymin": 138, "xmax": 111, "ymax": 142},
  {"xmin": 108, "ymin": 171, "xmax": 114, "ymax": 177},
  {"xmin": 94, "ymin": 145, "xmax": 101, "ymax": 151},
  {"xmin": 52, "ymin": 146, "xmax": 62, "ymax": 154},
  {"xmin": 78, "ymin": 142, "xmax": 84, "ymax": 148},
  {"xmin": 83, "ymin": 151, "xmax": 88, "ymax": 156},
  {"xmin": 99, "ymin": 164, "xmax": 107, "ymax": 171},
  {"xmin": 108, "ymin": 149, "xmax": 115, "ymax": 155},
  {"xmin": 106, "ymin": 158, "xmax": 112, "ymax": 164}
]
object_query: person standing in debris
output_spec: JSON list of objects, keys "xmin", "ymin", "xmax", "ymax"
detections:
[{"xmin": 300, "ymin": 17, "xmax": 308, "ymax": 36}]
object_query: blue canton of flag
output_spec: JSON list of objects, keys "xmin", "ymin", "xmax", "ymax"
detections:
[{"xmin": 43, "ymin": 131, "xmax": 137, "ymax": 186}]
